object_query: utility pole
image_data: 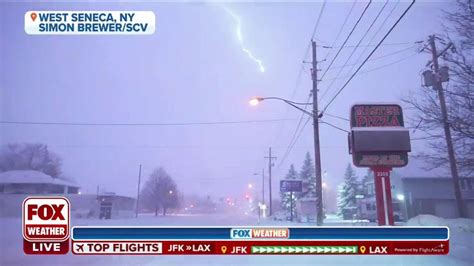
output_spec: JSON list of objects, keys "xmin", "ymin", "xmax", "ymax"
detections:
[
  {"xmin": 135, "ymin": 164, "xmax": 142, "ymax": 218},
  {"xmin": 265, "ymin": 148, "xmax": 276, "ymax": 216},
  {"xmin": 428, "ymin": 35, "xmax": 467, "ymax": 218},
  {"xmin": 262, "ymin": 168, "xmax": 265, "ymax": 205},
  {"xmin": 312, "ymin": 40, "xmax": 324, "ymax": 226}
]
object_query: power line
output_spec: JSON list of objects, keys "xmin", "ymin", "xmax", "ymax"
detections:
[
  {"xmin": 320, "ymin": 0, "xmax": 402, "ymax": 103},
  {"xmin": 323, "ymin": 51, "xmax": 418, "ymax": 82},
  {"xmin": 281, "ymin": 0, "xmax": 327, "ymax": 149},
  {"xmin": 321, "ymin": 0, "xmax": 416, "ymax": 114},
  {"xmin": 271, "ymin": 1, "xmax": 327, "ymax": 147},
  {"xmin": 310, "ymin": 0, "xmax": 327, "ymax": 41},
  {"xmin": 319, "ymin": 120, "xmax": 350, "ymax": 133},
  {"xmin": 323, "ymin": 112, "xmax": 349, "ymax": 121},
  {"xmin": 319, "ymin": 0, "xmax": 373, "ymax": 81},
  {"xmin": 0, "ymin": 118, "xmax": 296, "ymax": 127},
  {"xmin": 274, "ymin": 1, "xmax": 331, "ymax": 169},
  {"xmin": 319, "ymin": 0, "xmax": 389, "ymax": 104},
  {"xmin": 277, "ymin": 0, "xmax": 360, "ymax": 170},
  {"xmin": 277, "ymin": 116, "xmax": 312, "ymax": 169},
  {"xmin": 289, "ymin": 0, "xmax": 327, "ymax": 101},
  {"xmin": 47, "ymin": 144, "xmax": 348, "ymax": 150},
  {"xmin": 328, "ymin": 43, "xmax": 416, "ymax": 70},
  {"xmin": 271, "ymin": 1, "xmax": 327, "ymax": 161},
  {"xmin": 277, "ymin": 117, "xmax": 349, "ymax": 169},
  {"xmin": 321, "ymin": 0, "xmax": 358, "ymax": 63},
  {"xmin": 321, "ymin": 41, "xmax": 420, "ymax": 48},
  {"xmin": 275, "ymin": 94, "xmax": 312, "ymax": 170}
]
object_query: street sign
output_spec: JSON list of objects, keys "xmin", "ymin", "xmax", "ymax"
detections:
[
  {"xmin": 280, "ymin": 180, "xmax": 303, "ymax": 193},
  {"xmin": 350, "ymin": 104, "xmax": 404, "ymax": 128}
]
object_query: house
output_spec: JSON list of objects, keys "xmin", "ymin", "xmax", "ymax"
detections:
[
  {"xmin": 0, "ymin": 170, "xmax": 79, "ymax": 194},
  {"xmin": 0, "ymin": 170, "xmax": 135, "ymax": 219},
  {"xmin": 402, "ymin": 177, "xmax": 474, "ymax": 219},
  {"xmin": 352, "ymin": 158, "xmax": 474, "ymax": 221}
]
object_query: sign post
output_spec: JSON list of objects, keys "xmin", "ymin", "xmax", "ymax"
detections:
[
  {"xmin": 280, "ymin": 180, "xmax": 303, "ymax": 222},
  {"xmin": 349, "ymin": 104, "xmax": 411, "ymax": 226},
  {"xmin": 372, "ymin": 167, "xmax": 394, "ymax": 225}
]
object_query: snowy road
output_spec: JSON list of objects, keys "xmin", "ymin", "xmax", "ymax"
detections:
[{"xmin": 1, "ymin": 214, "xmax": 472, "ymax": 266}]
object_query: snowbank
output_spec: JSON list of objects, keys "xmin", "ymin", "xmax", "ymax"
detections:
[
  {"xmin": 406, "ymin": 214, "xmax": 474, "ymax": 233},
  {"xmin": 407, "ymin": 214, "xmax": 474, "ymax": 264}
]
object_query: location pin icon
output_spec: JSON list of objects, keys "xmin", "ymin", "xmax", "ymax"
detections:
[
  {"xmin": 360, "ymin": 246, "xmax": 366, "ymax": 254},
  {"xmin": 30, "ymin": 12, "xmax": 37, "ymax": 22},
  {"xmin": 221, "ymin": 246, "xmax": 227, "ymax": 254}
]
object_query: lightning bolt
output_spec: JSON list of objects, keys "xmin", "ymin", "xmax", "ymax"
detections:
[{"xmin": 223, "ymin": 7, "xmax": 265, "ymax": 73}]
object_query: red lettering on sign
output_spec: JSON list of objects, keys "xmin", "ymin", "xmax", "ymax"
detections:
[
  {"xmin": 389, "ymin": 116, "xmax": 400, "ymax": 126},
  {"xmin": 352, "ymin": 105, "xmax": 403, "ymax": 127}
]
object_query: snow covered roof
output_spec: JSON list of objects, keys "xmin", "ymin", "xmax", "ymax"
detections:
[{"xmin": 0, "ymin": 170, "xmax": 78, "ymax": 187}]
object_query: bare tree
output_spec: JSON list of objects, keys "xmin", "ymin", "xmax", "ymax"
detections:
[
  {"xmin": 0, "ymin": 143, "xmax": 63, "ymax": 178},
  {"xmin": 141, "ymin": 167, "xmax": 180, "ymax": 216},
  {"xmin": 403, "ymin": 0, "xmax": 474, "ymax": 176}
]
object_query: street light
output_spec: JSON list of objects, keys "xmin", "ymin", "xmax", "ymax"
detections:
[
  {"xmin": 250, "ymin": 95, "xmax": 324, "ymax": 226},
  {"xmin": 169, "ymin": 190, "xmax": 173, "ymax": 195},
  {"xmin": 397, "ymin": 193, "xmax": 409, "ymax": 221},
  {"xmin": 248, "ymin": 183, "xmax": 253, "ymax": 189},
  {"xmin": 249, "ymin": 97, "xmax": 260, "ymax": 106},
  {"xmin": 249, "ymin": 97, "xmax": 314, "ymax": 117}
]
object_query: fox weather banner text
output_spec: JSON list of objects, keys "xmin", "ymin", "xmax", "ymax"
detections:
[{"xmin": 24, "ymin": 11, "xmax": 155, "ymax": 35}]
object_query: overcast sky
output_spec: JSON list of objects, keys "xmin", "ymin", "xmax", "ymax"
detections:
[{"xmin": 0, "ymin": 1, "xmax": 451, "ymax": 200}]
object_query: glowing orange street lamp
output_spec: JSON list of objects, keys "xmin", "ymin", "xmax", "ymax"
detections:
[{"xmin": 249, "ymin": 97, "xmax": 261, "ymax": 106}]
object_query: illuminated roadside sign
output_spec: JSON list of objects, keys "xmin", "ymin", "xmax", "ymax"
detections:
[
  {"xmin": 350, "ymin": 104, "xmax": 404, "ymax": 128},
  {"xmin": 280, "ymin": 180, "xmax": 303, "ymax": 193},
  {"xmin": 350, "ymin": 104, "xmax": 409, "ymax": 168}
]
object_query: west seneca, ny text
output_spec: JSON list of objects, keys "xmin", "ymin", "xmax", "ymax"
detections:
[{"xmin": 25, "ymin": 11, "xmax": 155, "ymax": 35}]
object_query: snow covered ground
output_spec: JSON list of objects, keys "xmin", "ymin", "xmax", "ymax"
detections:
[
  {"xmin": 406, "ymin": 214, "xmax": 474, "ymax": 264},
  {"xmin": 1, "ymin": 214, "xmax": 472, "ymax": 266}
]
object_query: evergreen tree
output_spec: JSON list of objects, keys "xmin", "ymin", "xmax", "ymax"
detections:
[
  {"xmin": 337, "ymin": 164, "xmax": 359, "ymax": 216},
  {"xmin": 336, "ymin": 184, "xmax": 345, "ymax": 216},
  {"xmin": 299, "ymin": 152, "xmax": 316, "ymax": 198},
  {"xmin": 280, "ymin": 164, "xmax": 298, "ymax": 218}
]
